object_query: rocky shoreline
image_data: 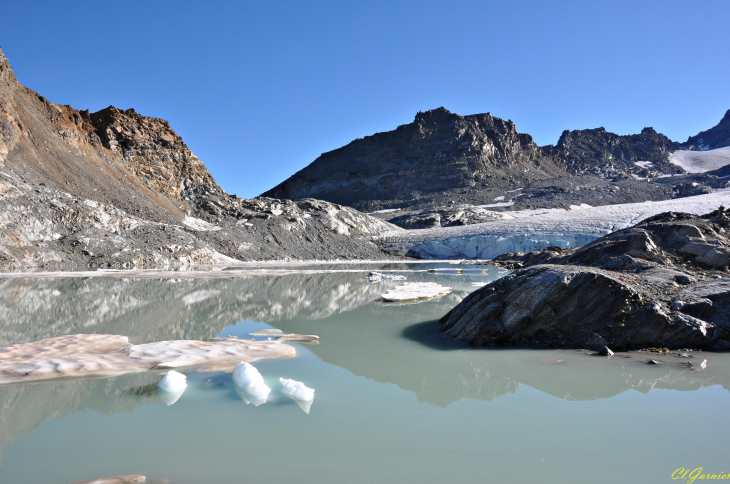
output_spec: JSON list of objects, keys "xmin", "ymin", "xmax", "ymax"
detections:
[{"xmin": 440, "ymin": 208, "xmax": 730, "ymax": 350}]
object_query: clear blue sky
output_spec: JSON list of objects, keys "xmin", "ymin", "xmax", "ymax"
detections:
[{"xmin": 3, "ymin": 0, "xmax": 729, "ymax": 198}]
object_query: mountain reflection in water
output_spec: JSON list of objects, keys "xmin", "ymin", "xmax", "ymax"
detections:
[{"xmin": 1, "ymin": 263, "xmax": 729, "ymax": 478}]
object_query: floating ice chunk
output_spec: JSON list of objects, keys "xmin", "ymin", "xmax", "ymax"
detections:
[
  {"xmin": 280, "ymin": 377, "xmax": 315, "ymax": 413},
  {"xmin": 157, "ymin": 370, "xmax": 187, "ymax": 405},
  {"xmin": 249, "ymin": 329, "xmax": 284, "ymax": 336},
  {"xmin": 701, "ymin": 359, "xmax": 707, "ymax": 369},
  {"xmin": 158, "ymin": 370, "xmax": 187, "ymax": 392},
  {"xmin": 367, "ymin": 271, "xmax": 407, "ymax": 282},
  {"xmin": 233, "ymin": 362, "xmax": 267, "ymax": 386},
  {"xmin": 471, "ymin": 282, "xmax": 488, "ymax": 287},
  {"xmin": 232, "ymin": 362, "xmax": 271, "ymax": 405},
  {"xmin": 381, "ymin": 282, "xmax": 451, "ymax": 302}
]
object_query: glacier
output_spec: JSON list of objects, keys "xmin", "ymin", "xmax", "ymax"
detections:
[{"xmin": 379, "ymin": 191, "xmax": 730, "ymax": 260}]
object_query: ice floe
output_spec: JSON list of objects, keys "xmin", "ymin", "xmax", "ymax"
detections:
[
  {"xmin": 380, "ymin": 191, "xmax": 730, "ymax": 260},
  {"xmin": 367, "ymin": 271, "xmax": 407, "ymax": 282},
  {"xmin": 0, "ymin": 333, "xmax": 298, "ymax": 384},
  {"xmin": 280, "ymin": 377, "xmax": 315, "ymax": 413},
  {"xmin": 669, "ymin": 146, "xmax": 730, "ymax": 173},
  {"xmin": 232, "ymin": 362, "xmax": 271, "ymax": 406},
  {"xmin": 381, "ymin": 282, "xmax": 452, "ymax": 302}
]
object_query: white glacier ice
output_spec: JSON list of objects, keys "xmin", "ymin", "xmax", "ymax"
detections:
[
  {"xmin": 157, "ymin": 370, "xmax": 187, "ymax": 405},
  {"xmin": 280, "ymin": 377, "xmax": 315, "ymax": 414},
  {"xmin": 381, "ymin": 282, "xmax": 452, "ymax": 302},
  {"xmin": 669, "ymin": 146, "xmax": 730, "ymax": 173},
  {"xmin": 157, "ymin": 370, "xmax": 187, "ymax": 392},
  {"xmin": 379, "ymin": 191, "xmax": 730, "ymax": 260},
  {"xmin": 232, "ymin": 362, "xmax": 271, "ymax": 406}
]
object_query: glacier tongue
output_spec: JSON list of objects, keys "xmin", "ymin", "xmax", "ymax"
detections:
[{"xmin": 379, "ymin": 191, "xmax": 730, "ymax": 260}]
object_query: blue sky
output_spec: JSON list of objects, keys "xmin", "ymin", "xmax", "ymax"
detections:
[{"xmin": 3, "ymin": 0, "xmax": 729, "ymax": 198}]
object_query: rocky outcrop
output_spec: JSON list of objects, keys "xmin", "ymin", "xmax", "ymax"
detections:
[
  {"xmin": 549, "ymin": 127, "xmax": 681, "ymax": 179},
  {"xmin": 0, "ymin": 46, "xmax": 399, "ymax": 270},
  {"xmin": 440, "ymin": 209, "xmax": 730, "ymax": 349},
  {"xmin": 685, "ymin": 110, "xmax": 730, "ymax": 150},
  {"xmin": 440, "ymin": 264, "xmax": 717, "ymax": 349}
]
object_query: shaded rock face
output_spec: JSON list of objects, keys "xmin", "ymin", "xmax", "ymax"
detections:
[
  {"xmin": 440, "ymin": 265, "xmax": 714, "ymax": 349},
  {"xmin": 0, "ymin": 47, "xmax": 399, "ymax": 270},
  {"xmin": 685, "ymin": 110, "xmax": 730, "ymax": 150},
  {"xmin": 263, "ymin": 107, "xmax": 567, "ymax": 211},
  {"xmin": 550, "ymin": 127, "xmax": 681, "ymax": 179},
  {"xmin": 262, "ymin": 104, "xmax": 730, "ymax": 214},
  {"xmin": 441, "ymin": 209, "xmax": 730, "ymax": 349}
]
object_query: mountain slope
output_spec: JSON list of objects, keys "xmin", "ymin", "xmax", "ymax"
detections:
[{"xmin": 0, "ymin": 47, "xmax": 398, "ymax": 271}]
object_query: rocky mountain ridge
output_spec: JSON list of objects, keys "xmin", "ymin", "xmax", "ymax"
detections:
[
  {"xmin": 263, "ymin": 106, "xmax": 730, "ymax": 216},
  {"xmin": 686, "ymin": 110, "xmax": 730, "ymax": 150},
  {"xmin": 0, "ymin": 47, "xmax": 399, "ymax": 271}
]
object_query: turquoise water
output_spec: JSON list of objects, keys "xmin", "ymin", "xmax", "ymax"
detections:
[{"xmin": 0, "ymin": 263, "xmax": 728, "ymax": 483}]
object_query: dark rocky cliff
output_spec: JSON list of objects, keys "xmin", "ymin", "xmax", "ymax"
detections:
[
  {"xmin": 263, "ymin": 107, "xmax": 730, "ymax": 214},
  {"xmin": 263, "ymin": 107, "xmax": 567, "ymax": 211}
]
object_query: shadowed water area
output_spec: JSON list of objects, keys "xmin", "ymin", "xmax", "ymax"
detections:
[{"xmin": 0, "ymin": 262, "xmax": 729, "ymax": 483}]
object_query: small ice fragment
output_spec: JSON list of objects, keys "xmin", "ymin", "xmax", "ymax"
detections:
[
  {"xmin": 232, "ymin": 362, "xmax": 271, "ymax": 405},
  {"xmin": 157, "ymin": 370, "xmax": 187, "ymax": 405},
  {"xmin": 701, "ymin": 359, "xmax": 707, "ymax": 369},
  {"xmin": 382, "ymin": 282, "xmax": 451, "ymax": 302},
  {"xmin": 280, "ymin": 377, "xmax": 315, "ymax": 413},
  {"xmin": 367, "ymin": 271, "xmax": 407, "ymax": 282},
  {"xmin": 249, "ymin": 329, "xmax": 284, "ymax": 336},
  {"xmin": 157, "ymin": 370, "xmax": 187, "ymax": 392},
  {"xmin": 471, "ymin": 282, "xmax": 488, "ymax": 287}
]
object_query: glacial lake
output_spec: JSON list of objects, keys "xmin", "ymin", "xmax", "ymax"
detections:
[{"xmin": 0, "ymin": 262, "xmax": 729, "ymax": 483}]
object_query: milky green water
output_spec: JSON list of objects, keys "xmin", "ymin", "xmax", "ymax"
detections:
[{"xmin": 0, "ymin": 262, "xmax": 729, "ymax": 484}]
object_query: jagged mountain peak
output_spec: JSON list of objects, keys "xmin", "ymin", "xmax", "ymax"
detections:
[
  {"xmin": 263, "ymin": 107, "xmax": 565, "ymax": 210},
  {"xmin": 686, "ymin": 109, "xmax": 730, "ymax": 150},
  {"xmin": 0, "ymin": 46, "xmax": 17, "ymax": 84}
]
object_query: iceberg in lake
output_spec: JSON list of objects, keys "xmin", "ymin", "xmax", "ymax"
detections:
[
  {"xmin": 279, "ymin": 377, "xmax": 315, "ymax": 414},
  {"xmin": 157, "ymin": 370, "xmax": 187, "ymax": 405},
  {"xmin": 381, "ymin": 282, "xmax": 451, "ymax": 302},
  {"xmin": 232, "ymin": 362, "xmax": 271, "ymax": 406}
]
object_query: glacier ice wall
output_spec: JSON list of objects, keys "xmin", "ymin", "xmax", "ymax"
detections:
[{"xmin": 379, "ymin": 191, "xmax": 730, "ymax": 260}]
